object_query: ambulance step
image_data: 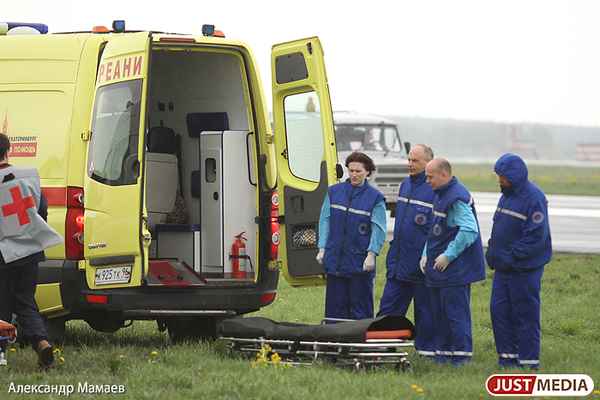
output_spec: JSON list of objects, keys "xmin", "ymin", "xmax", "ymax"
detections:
[{"xmin": 145, "ymin": 260, "xmax": 207, "ymax": 287}]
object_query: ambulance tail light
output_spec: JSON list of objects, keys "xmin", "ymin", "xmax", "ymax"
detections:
[
  {"xmin": 65, "ymin": 187, "xmax": 85, "ymax": 260},
  {"xmin": 270, "ymin": 191, "xmax": 280, "ymax": 260}
]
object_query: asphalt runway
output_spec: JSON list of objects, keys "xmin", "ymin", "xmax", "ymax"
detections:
[{"xmin": 385, "ymin": 192, "xmax": 600, "ymax": 254}]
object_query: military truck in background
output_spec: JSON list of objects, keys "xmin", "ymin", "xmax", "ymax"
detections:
[{"xmin": 333, "ymin": 111, "xmax": 410, "ymax": 216}]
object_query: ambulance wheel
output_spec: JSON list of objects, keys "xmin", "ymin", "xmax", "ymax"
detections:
[{"xmin": 167, "ymin": 316, "xmax": 218, "ymax": 343}]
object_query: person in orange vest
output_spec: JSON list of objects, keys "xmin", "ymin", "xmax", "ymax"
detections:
[{"xmin": 0, "ymin": 134, "xmax": 63, "ymax": 369}]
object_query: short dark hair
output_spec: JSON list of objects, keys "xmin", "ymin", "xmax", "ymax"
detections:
[
  {"xmin": 345, "ymin": 151, "xmax": 376, "ymax": 176},
  {"xmin": 0, "ymin": 134, "xmax": 10, "ymax": 160}
]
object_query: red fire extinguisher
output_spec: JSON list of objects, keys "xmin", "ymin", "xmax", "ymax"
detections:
[{"xmin": 232, "ymin": 231, "xmax": 247, "ymax": 278}]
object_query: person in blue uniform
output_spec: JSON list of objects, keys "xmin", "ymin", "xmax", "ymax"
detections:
[
  {"xmin": 0, "ymin": 134, "xmax": 63, "ymax": 369},
  {"xmin": 421, "ymin": 158, "xmax": 486, "ymax": 365},
  {"xmin": 486, "ymin": 153, "xmax": 552, "ymax": 369},
  {"xmin": 378, "ymin": 144, "xmax": 437, "ymax": 357},
  {"xmin": 316, "ymin": 152, "xmax": 386, "ymax": 321}
]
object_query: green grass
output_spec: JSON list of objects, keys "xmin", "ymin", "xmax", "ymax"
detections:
[
  {"xmin": 452, "ymin": 163, "xmax": 600, "ymax": 195},
  {"xmin": 2, "ymin": 251, "xmax": 599, "ymax": 399}
]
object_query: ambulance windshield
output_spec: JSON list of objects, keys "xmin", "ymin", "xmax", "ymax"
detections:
[{"xmin": 333, "ymin": 124, "xmax": 401, "ymax": 154}]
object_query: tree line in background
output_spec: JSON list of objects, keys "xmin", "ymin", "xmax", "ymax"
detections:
[{"xmin": 388, "ymin": 116, "xmax": 600, "ymax": 162}]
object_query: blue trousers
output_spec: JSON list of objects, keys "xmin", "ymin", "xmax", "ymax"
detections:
[
  {"xmin": 0, "ymin": 263, "xmax": 51, "ymax": 353},
  {"xmin": 378, "ymin": 279, "xmax": 436, "ymax": 357},
  {"xmin": 429, "ymin": 284, "xmax": 473, "ymax": 365},
  {"xmin": 490, "ymin": 268, "xmax": 543, "ymax": 369},
  {"xmin": 325, "ymin": 274, "xmax": 373, "ymax": 320}
]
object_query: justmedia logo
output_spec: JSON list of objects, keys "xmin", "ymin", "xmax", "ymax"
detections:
[{"xmin": 486, "ymin": 374, "xmax": 594, "ymax": 397}]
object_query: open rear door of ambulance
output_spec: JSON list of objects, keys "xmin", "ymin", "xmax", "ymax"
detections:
[
  {"xmin": 272, "ymin": 37, "xmax": 339, "ymax": 287},
  {"xmin": 83, "ymin": 32, "xmax": 151, "ymax": 289}
]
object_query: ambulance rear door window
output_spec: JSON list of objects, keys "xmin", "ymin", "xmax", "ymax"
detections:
[{"xmin": 88, "ymin": 80, "xmax": 143, "ymax": 186}]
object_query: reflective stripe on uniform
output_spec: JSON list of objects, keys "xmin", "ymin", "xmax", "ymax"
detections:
[
  {"xmin": 398, "ymin": 197, "xmax": 434, "ymax": 209},
  {"xmin": 496, "ymin": 207, "xmax": 527, "ymax": 220},
  {"xmin": 519, "ymin": 359, "xmax": 540, "ymax": 365},
  {"xmin": 436, "ymin": 350, "xmax": 473, "ymax": 357},
  {"xmin": 331, "ymin": 204, "xmax": 372, "ymax": 216},
  {"xmin": 433, "ymin": 210, "xmax": 447, "ymax": 218},
  {"xmin": 499, "ymin": 353, "xmax": 519, "ymax": 359}
]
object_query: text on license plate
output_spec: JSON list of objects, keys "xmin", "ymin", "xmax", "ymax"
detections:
[{"xmin": 95, "ymin": 266, "xmax": 132, "ymax": 286}]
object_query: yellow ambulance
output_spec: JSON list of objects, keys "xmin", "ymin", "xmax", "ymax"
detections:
[{"xmin": 0, "ymin": 21, "xmax": 339, "ymax": 341}]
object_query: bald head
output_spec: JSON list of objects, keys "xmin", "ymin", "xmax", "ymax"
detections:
[{"xmin": 425, "ymin": 157, "xmax": 452, "ymax": 190}]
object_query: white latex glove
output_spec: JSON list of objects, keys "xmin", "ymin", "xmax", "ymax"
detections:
[
  {"xmin": 363, "ymin": 251, "xmax": 377, "ymax": 272},
  {"xmin": 434, "ymin": 253, "xmax": 450, "ymax": 272},
  {"xmin": 419, "ymin": 257, "xmax": 427, "ymax": 274},
  {"xmin": 316, "ymin": 248, "xmax": 325, "ymax": 265}
]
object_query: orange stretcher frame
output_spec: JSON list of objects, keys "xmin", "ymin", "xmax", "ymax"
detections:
[{"xmin": 0, "ymin": 319, "xmax": 17, "ymax": 343}]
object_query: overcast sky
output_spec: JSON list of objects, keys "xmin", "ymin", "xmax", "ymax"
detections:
[{"xmin": 4, "ymin": 0, "xmax": 600, "ymax": 127}]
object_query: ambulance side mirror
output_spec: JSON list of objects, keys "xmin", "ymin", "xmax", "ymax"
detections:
[{"xmin": 123, "ymin": 154, "xmax": 139, "ymax": 185}]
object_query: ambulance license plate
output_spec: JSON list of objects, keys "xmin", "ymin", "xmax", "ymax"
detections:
[{"xmin": 94, "ymin": 266, "xmax": 132, "ymax": 286}]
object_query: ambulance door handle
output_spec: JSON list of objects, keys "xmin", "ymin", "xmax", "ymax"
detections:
[{"xmin": 124, "ymin": 154, "xmax": 140, "ymax": 184}]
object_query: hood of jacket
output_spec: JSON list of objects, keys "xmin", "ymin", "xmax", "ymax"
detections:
[{"xmin": 494, "ymin": 153, "xmax": 528, "ymax": 191}]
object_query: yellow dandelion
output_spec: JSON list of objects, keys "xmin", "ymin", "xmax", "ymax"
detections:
[
  {"xmin": 53, "ymin": 348, "xmax": 61, "ymax": 354},
  {"xmin": 151, "ymin": 351, "xmax": 158, "ymax": 355},
  {"xmin": 119, "ymin": 355, "xmax": 125, "ymax": 359},
  {"xmin": 411, "ymin": 385, "xmax": 418, "ymax": 389},
  {"xmin": 417, "ymin": 388, "xmax": 423, "ymax": 393},
  {"xmin": 479, "ymin": 395, "xmax": 484, "ymax": 398},
  {"xmin": 151, "ymin": 360, "xmax": 156, "ymax": 364},
  {"xmin": 60, "ymin": 357, "xmax": 65, "ymax": 362},
  {"xmin": 153, "ymin": 331, "xmax": 157, "ymax": 334},
  {"xmin": 595, "ymin": 390, "xmax": 600, "ymax": 394},
  {"xmin": 10, "ymin": 348, "xmax": 15, "ymax": 352},
  {"xmin": 278, "ymin": 298, "xmax": 284, "ymax": 302}
]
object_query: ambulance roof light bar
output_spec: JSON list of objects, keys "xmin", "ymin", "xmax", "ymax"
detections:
[
  {"xmin": 202, "ymin": 24, "xmax": 225, "ymax": 38},
  {"xmin": 0, "ymin": 22, "xmax": 49, "ymax": 36},
  {"xmin": 112, "ymin": 20, "xmax": 125, "ymax": 32}
]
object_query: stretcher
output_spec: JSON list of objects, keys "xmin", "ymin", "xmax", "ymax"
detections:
[
  {"xmin": 0, "ymin": 319, "xmax": 17, "ymax": 343},
  {"xmin": 0, "ymin": 319, "xmax": 17, "ymax": 366},
  {"xmin": 219, "ymin": 315, "xmax": 417, "ymax": 372}
]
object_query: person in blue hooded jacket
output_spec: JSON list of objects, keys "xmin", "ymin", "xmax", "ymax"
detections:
[
  {"xmin": 421, "ymin": 157, "xmax": 486, "ymax": 365},
  {"xmin": 486, "ymin": 153, "xmax": 552, "ymax": 369},
  {"xmin": 378, "ymin": 144, "xmax": 437, "ymax": 357},
  {"xmin": 316, "ymin": 152, "xmax": 386, "ymax": 321}
]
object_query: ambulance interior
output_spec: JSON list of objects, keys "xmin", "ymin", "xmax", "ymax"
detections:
[{"xmin": 144, "ymin": 48, "xmax": 257, "ymax": 280}]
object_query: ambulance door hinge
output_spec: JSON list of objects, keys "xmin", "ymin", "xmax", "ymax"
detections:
[
  {"xmin": 266, "ymin": 132, "xmax": 274, "ymax": 144},
  {"xmin": 269, "ymin": 259, "xmax": 282, "ymax": 270},
  {"xmin": 81, "ymin": 130, "xmax": 91, "ymax": 141}
]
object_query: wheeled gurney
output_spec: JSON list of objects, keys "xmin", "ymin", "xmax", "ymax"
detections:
[{"xmin": 219, "ymin": 315, "xmax": 417, "ymax": 372}]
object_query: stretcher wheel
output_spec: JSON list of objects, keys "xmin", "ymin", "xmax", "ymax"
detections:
[
  {"xmin": 401, "ymin": 360, "xmax": 412, "ymax": 373},
  {"xmin": 355, "ymin": 362, "xmax": 366, "ymax": 374}
]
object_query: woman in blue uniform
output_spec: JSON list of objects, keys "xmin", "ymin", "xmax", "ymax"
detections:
[{"xmin": 316, "ymin": 152, "xmax": 386, "ymax": 321}]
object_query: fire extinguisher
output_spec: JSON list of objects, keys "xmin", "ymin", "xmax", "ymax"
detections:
[{"xmin": 232, "ymin": 231, "xmax": 247, "ymax": 278}]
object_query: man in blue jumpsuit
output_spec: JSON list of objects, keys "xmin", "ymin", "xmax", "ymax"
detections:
[
  {"xmin": 486, "ymin": 153, "xmax": 552, "ymax": 369},
  {"xmin": 421, "ymin": 158, "xmax": 486, "ymax": 365},
  {"xmin": 316, "ymin": 152, "xmax": 386, "ymax": 321},
  {"xmin": 0, "ymin": 134, "xmax": 63, "ymax": 369},
  {"xmin": 378, "ymin": 144, "xmax": 437, "ymax": 357}
]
